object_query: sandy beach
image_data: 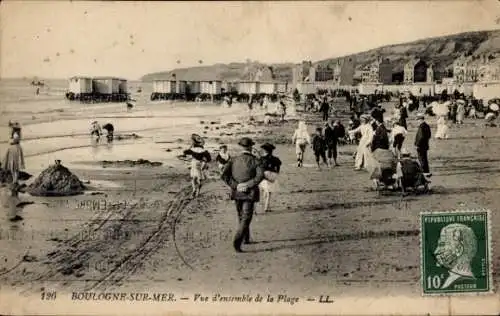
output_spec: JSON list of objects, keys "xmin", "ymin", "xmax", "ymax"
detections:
[{"xmin": 0, "ymin": 79, "xmax": 498, "ymax": 310}]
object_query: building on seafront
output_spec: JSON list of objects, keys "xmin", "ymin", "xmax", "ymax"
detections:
[
  {"xmin": 292, "ymin": 57, "xmax": 357, "ymax": 87},
  {"xmin": 333, "ymin": 56, "xmax": 356, "ymax": 86},
  {"xmin": 404, "ymin": 58, "xmax": 429, "ymax": 83},
  {"xmin": 314, "ymin": 64, "xmax": 334, "ymax": 82},
  {"xmin": 361, "ymin": 60, "xmax": 380, "ymax": 83}
]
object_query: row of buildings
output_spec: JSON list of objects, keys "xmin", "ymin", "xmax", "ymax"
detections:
[
  {"xmin": 294, "ymin": 53, "xmax": 500, "ymax": 86},
  {"xmin": 452, "ymin": 54, "xmax": 500, "ymax": 83}
]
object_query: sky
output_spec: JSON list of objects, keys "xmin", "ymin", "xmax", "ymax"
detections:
[{"xmin": 1, "ymin": 1, "xmax": 500, "ymax": 80}]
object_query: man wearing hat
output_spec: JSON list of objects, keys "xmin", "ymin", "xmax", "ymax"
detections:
[
  {"xmin": 414, "ymin": 113, "xmax": 431, "ymax": 175},
  {"xmin": 221, "ymin": 137, "xmax": 264, "ymax": 252}
]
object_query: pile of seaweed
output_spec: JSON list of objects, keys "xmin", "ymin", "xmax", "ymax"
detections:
[{"xmin": 28, "ymin": 162, "xmax": 86, "ymax": 196}]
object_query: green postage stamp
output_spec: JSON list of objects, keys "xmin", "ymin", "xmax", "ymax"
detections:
[{"xmin": 420, "ymin": 209, "xmax": 493, "ymax": 295}]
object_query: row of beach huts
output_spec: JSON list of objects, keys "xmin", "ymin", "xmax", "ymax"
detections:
[
  {"xmin": 150, "ymin": 80, "xmax": 289, "ymax": 101},
  {"xmin": 66, "ymin": 76, "xmax": 289, "ymax": 103},
  {"xmin": 66, "ymin": 76, "xmax": 129, "ymax": 102}
]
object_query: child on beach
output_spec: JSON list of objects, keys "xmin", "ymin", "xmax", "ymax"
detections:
[
  {"xmin": 258, "ymin": 143, "xmax": 281, "ymax": 213},
  {"xmin": 90, "ymin": 121, "xmax": 102, "ymax": 141},
  {"xmin": 311, "ymin": 127, "xmax": 329, "ymax": 169},
  {"xmin": 183, "ymin": 134, "xmax": 212, "ymax": 198},
  {"xmin": 215, "ymin": 145, "xmax": 230, "ymax": 171},
  {"xmin": 390, "ymin": 121, "xmax": 408, "ymax": 159}
]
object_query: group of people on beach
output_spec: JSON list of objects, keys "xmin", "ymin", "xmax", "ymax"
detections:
[
  {"xmin": 182, "ymin": 132, "xmax": 282, "ymax": 252},
  {"xmin": 90, "ymin": 121, "xmax": 114, "ymax": 143}
]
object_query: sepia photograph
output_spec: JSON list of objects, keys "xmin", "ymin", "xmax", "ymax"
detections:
[{"xmin": 0, "ymin": 1, "xmax": 499, "ymax": 315}]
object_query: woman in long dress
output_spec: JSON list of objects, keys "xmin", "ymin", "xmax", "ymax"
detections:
[
  {"xmin": 349, "ymin": 115, "xmax": 374, "ymax": 171},
  {"xmin": 286, "ymin": 96, "xmax": 297, "ymax": 118},
  {"xmin": 2, "ymin": 132, "xmax": 25, "ymax": 185},
  {"xmin": 435, "ymin": 115, "xmax": 449, "ymax": 139},
  {"xmin": 292, "ymin": 121, "xmax": 311, "ymax": 167},
  {"xmin": 456, "ymin": 100, "xmax": 466, "ymax": 125}
]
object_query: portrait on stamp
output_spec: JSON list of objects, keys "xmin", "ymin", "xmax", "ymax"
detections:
[{"xmin": 420, "ymin": 210, "xmax": 492, "ymax": 295}]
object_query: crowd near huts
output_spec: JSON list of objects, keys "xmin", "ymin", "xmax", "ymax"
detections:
[{"xmin": 66, "ymin": 76, "xmax": 129, "ymax": 102}]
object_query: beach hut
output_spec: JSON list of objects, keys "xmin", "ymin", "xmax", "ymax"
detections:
[
  {"xmin": 200, "ymin": 80, "xmax": 222, "ymax": 95},
  {"xmin": 188, "ymin": 81, "xmax": 201, "ymax": 94},
  {"xmin": 153, "ymin": 80, "xmax": 176, "ymax": 94},
  {"xmin": 238, "ymin": 81, "xmax": 260, "ymax": 94},
  {"xmin": 118, "ymin": 79, "xmax": 128, "ymax": 94},
  {"xmin": 92, "ymin": 77, "xmax": 122, "ymax": 94},
  {"xmin": 276, "ymin": 82, "xmax": 288, "ymax": 93},
  {"xmin": 259, "ymin": 82, "xmax": 277, "ymax": 94},
  {"xmin": 92, "ymin": 77, "xmax": 128, "ymax": 102},
  {"xmin": 177, "ymin": 81, "xmax": 187, "ymax": 94},
  {"xmin": 68, "ymin": 76, "xmax": 93, "ymax": 94}
]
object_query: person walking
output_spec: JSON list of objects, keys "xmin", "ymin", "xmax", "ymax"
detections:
[
  {"xmin": 390, "ymin": 121, "xmax": 407, "ymax": 159},
  {"xmin": 415, "ymin": 113, "xmax": 432, "ymax": 175},
  {"xmin": 456, "ymin": 100, "xmax": 466, "ymax": 125},
  {"xmin": 319, "ymin": 98, "xmax": 330, "ymax": 121},
  {"xmin": 215, "ymin": 145, "xmax": 231, "ymax": 171},
  {"xmin": 258, "ymin": 143, "xmax": 281, "ymax": 213},
  {"xmin": 370, "ymin": 119, "xmax": 390, "ymax": 152},
  {"xmin": 349, "ymin": 115, "xmax": 374, "ymax": 170},
  {"xmin": 324, "ymin": 119, "xmax": 345, "ymax": 166},
  {"xmin": 221, "ymin": 137, "xmax": 264, "ymax": 252},
  {"xmin": 435, "ymin": 114, "xmax": 449, "ymax": 139},
  {"xmin": 183, "ymin": 134, "xmax": 212, "ymax": 198},
  {"xmin": 292, "ymin": 121, "xmax": 311, "ymax": 167},
  {"xmin": 311, "ymin": 127, "xmax": 329, "ymax": 169}
]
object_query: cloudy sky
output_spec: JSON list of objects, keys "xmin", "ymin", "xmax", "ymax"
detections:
[{"xmin": 1, "ymin": 1, "xmax": 499, "ymax": 80}]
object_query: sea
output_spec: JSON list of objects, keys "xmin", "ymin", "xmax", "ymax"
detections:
[{"xmin": 0, "ymin": 78, "xmax": 251, "ymax": 175}]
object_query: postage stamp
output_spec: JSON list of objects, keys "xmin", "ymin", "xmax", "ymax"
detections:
[{"xmin": 420, "ymin": 209, "xmax": 493, "ymax": 295}]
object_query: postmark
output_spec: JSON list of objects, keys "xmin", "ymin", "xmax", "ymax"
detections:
[{"xmin": 420, "ymin": 209, "xmax": 493, "ymax": 295}]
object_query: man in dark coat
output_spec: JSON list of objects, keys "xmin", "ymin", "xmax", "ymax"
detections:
[
  {"xmin": 319, "ymin": 98, "xmax": 330, "ymax": 121},
  {"xmin": 370, "ymin": 106, "xmax": 385, "ymax": 125},
  {"xmin": 324, "ymin": 119, "xmax": 345, "ymax": 166},
  {"xmin": 414, "ymin": 113, "xmax": 432, "ymax": 174},
  {"xmin": 221, "ymin": 137, "xmax": 264, "ymax": 252},
  {"xmin": 398, "ymin": 104, "xmax": 408, "ymax": 129},
  {"xmin": 370, "ymin": 119, "xmax": 389, "ymax": 152}
]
